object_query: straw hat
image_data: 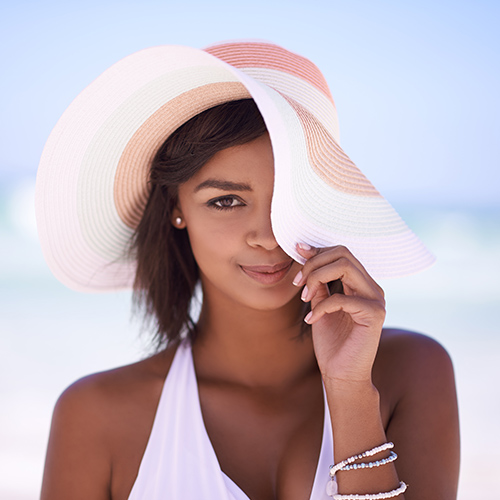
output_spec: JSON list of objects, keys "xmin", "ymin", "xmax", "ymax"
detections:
[{"xmin": 35, "ymin": 40, "xmax": 434, "ymax": 292}]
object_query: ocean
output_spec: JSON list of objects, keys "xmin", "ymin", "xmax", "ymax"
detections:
[{"xmin": 1, "ymin": 179, "xmax": 499, "ymax": 499}]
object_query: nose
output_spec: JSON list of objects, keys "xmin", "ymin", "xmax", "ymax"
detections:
[{"xmin": 246, "ymin": 205, "xmax": 279, "ymax": 251}]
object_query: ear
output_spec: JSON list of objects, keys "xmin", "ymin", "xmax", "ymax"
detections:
[{"xmin": 171, "ymin": 206, "xmax": 187, "ymax": 229}]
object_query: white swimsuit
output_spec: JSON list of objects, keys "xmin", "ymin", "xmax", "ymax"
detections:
[{"xmin": 128, "ymin": 341, "xmax": 335, "ymax": 500}]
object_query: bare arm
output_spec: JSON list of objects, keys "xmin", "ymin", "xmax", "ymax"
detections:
[
  {"xmin": 325, "ymin": 332, "xmax": 460, "ymax": 499},
  {"xmin": 295, "ymin": 244, "xmax": 459, "ymax": 499}
]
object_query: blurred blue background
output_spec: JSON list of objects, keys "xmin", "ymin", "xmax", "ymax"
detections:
[{"xmin": 1, "ymin": 1, "xmax": 499, "ymax": 498}]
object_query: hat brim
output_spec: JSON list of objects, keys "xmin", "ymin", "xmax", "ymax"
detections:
[{"xmin": 36, "ymin": 42, "xmax": 434, "ymax": 292}]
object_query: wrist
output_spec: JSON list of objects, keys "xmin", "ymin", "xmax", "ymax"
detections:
[
  {"xmin": 324, "ymin": 380, "xmax": 382, "ymax": 430},
  {"xmin": 323, "ymin": 377, "xmax": 379, "ymax": 400}
]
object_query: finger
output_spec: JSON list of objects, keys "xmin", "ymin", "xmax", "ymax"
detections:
[
  {"xmin": 304, "ymin": 293, "xmax": 386, "ymax": 327},
  {"xmin": 301, "ymin": 245, "xmax": 373, "ymax": 284},
  {"xmin": 296, "ymin": 242, "xmax": 320, "ymax": 259},
  {"xmin": 295, "ymin": 244, "xmax": 331, "ymax": 304},
  {"xmin": 301, "ymin": 257, "xmax": 384, "ymax": 304},
  {"xmin": 294, "ymin": 245, "xmax": 384, "ymax": 299},
  {"xmin": 295, "ymin": 245, "xmax": 368, "ymax": 285},
  {"xmin": 292, "ymin": 243, "xmax": 320, "ymax": 286}
]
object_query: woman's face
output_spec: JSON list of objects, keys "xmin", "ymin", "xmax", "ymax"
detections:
[{"xmin": 174, "ymin": 133, "xmax": 302, "ymax": 312}]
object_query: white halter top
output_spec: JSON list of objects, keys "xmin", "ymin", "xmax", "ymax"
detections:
[{"xmin": 128, "ymin": 341, "xmax": 335, "ymax": 500}]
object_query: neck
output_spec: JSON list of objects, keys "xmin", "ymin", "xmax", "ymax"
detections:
[{"xmin": 192, "ymin": 287, "xmax": 319, "ymax": 390}]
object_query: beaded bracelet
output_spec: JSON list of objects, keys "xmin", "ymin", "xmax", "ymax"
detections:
[
  {"xmin": 340, "ymin": 451, "xmax": 398, "ymax": 472},
  {"xmin": 331, "ymin": 481, "xmax": 407, "ymax": 500},
  {"xmin": 329, "ymin": 442, "xmax": 395, "ymax": 478},
  {"xmin": 325, "ymin": 454, "xmax": 401, "ymax": 497}
]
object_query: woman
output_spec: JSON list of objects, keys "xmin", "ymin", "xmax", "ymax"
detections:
[{"xmin": 37, "ymin": 41, "xmax": 459, "ymax": 500}]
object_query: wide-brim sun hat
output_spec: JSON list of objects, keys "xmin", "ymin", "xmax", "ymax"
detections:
[{"xmin": 36, "ymin": 40, "xmax": 434, "ymax": 292}]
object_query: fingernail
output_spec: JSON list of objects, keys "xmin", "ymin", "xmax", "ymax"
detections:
[
  {"xmin": 304, "ymin": 311, "xmax": 313, "ymax": 324},
  {"xmin": 301, "ymin": 285, "xmax": 309, "ymax": 302},
  {"xmin": 298, "ymin": 242, "xmax": 312, "ymax": 251},
  {"xmin": 292, "ymin": 270, "xmax": 303, "ymax": 286}
]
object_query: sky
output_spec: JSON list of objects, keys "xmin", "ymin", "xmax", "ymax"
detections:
[{"xmin": 0, "ymin": 0, "xmax": 499, "ymax": 209}]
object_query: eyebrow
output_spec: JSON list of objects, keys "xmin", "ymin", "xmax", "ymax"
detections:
[{"xmin": 193, "ymin": 179, "xmax": 252, "ymax": 193}]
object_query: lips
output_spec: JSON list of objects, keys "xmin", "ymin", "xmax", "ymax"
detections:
[{"xmin": 240, "ymin": 260, "xmax": 293, "ymax": 285}]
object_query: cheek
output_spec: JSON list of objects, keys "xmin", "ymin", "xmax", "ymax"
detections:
[{"xmin": 185, "ymin": 217, "xmax": 241, "ymax": 272}]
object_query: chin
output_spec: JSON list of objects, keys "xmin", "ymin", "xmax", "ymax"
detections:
[
  {"xmin": 235, "ymin": 286, "xmax": 302, "ymax": 313},
  {"xmin": 199, "ymin": 267, "xmax": 302, "ymax": 315}
]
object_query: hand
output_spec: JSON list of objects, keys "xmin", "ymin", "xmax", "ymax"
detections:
[{"xmin": 293, "ymin": 244, "xmax": 386, "ymax": 385}]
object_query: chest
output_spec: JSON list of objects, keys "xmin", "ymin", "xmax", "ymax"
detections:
[
  {"xmin": 109, "ymin": 360, "xmax": 394, "ymax": 500},
  {"xmin": 197, "ymin": 378, "xmax": 325, "ymax": 500}
]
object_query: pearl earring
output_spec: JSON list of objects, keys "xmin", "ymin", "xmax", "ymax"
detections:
[{"xmin": 175, "ymin": 217, "xmax": 182, "ymax": 226}]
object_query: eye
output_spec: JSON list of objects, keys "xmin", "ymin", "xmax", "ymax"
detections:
[{"xmin": 208, "ymin": 195, "xmax": 245, "ymax": 211}]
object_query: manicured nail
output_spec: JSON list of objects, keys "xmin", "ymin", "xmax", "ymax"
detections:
[
  {"xmin": 304, "ymin": 311, "xmax": 313, "ymax": 324},
  {"xmin": 292, "ymin": 270, "xmax": 303, "ymax": 286},
  {"xmin": 297, "ymin": 242, "xmax": 312, "ymax": 252},
  {"xmin": 301, "ymin": 285, "xmax": 309, "ymax": 302}
]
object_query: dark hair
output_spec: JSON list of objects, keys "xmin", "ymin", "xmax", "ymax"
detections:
[{"xmin": 130, "ymin": 99, "xmax": 268, "ymax": 347}]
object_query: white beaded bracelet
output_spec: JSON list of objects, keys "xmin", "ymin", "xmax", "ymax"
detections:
[
  {"xmin": 340, "ymin": 451, "xmax": 398, "ymax": 472},
  {"xmin": 329, "ymin": 442, "xmax": 395, "ymax": 478},
  {"xmin": 331, "ymin": 481, "xmax": 407, "ymax": 500}
]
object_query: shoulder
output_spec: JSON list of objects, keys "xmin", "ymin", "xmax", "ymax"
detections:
[
  {"xmin": 378, "ymin": 327, "xmax": 453, "ymax": 370},
  {"xmin": 52, "ymin": 343, "xmax": 178, "ymax": 434},
  {"xmin": 374, "ymin": 330, "xmax": 460, "ymax": 498},
  {"xmin": 374, "ymin": 329, "xmax": 456, "ymax": 408},
  {"xmin": 51, "ymin": 346, "xmax": 178, "ymax": 450},
  {"xmin": 41, "ymin": 344, "xmax": 179, "ymax": 499},
  {"xmin": 57, "ymin": 343, "xmax": 175, "ymax": 407}
]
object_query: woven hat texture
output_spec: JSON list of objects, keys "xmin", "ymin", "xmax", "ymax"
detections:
[{"xmin": 35, "ymin": 40, "xmax": 434, "ymax": 292}]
